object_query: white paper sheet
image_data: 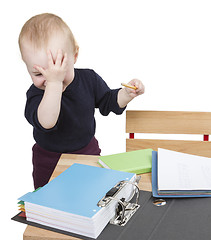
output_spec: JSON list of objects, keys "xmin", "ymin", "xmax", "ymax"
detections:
[{"xmin": 157, "ymin": 148, "xmax": 211, "ymax": 191}]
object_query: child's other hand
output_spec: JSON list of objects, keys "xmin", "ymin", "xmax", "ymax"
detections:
[
  {"xmin": 34, "ymin": 49, "xmax": 68, "ymax": 84},
  {"xmin": 117, "ymin": 79, "xmax": 145, "ymax": 108},
  {"xmin": 125, "ymin": 79, "xmax": 145, "ymax": 98}
]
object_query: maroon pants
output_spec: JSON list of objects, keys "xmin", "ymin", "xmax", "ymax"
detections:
[{"xmin": 32, "ymin": 137, "xmax": 101, "ymax": 189}]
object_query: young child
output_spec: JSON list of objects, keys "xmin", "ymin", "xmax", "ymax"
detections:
[{"xmin": 19, "ymin": 13, "xmax": 145, "ymax": 189}]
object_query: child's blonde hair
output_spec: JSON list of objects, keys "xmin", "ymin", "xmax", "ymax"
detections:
[{"xmin": 19, "ymin": 13, "xmax": 79, "ymax": 54}]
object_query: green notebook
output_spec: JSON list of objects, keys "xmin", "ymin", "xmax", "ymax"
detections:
[{"xmin": 98, "ymin": 149, "xmax": 153, "ymax": 174}]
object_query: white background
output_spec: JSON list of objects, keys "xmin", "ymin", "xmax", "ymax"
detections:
[{"xmin": 1, "ymin": 0, "xmax": 211, "ymax": 239}]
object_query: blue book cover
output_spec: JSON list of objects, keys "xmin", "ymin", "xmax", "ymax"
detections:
[
  {"xmin": 152, "ymin": 151, "xmax": 211, "ymax": 198},
  {"xmin": 19, "ymin": 163, "xmax": 135, "ymax": 218}
]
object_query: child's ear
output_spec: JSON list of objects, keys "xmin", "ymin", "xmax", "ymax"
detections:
[{"xmin": 74, "ymin": 46, "xmax": 79, "ymax": 63}]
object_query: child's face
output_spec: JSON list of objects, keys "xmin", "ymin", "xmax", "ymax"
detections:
[{"xmin": 21, "ymin": 33, "xmax": 77, "ymax": 90}]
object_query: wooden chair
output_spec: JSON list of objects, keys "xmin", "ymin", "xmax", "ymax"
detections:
[{"xmin": 126, "ymin": 110, "xmax": 211, "ymax": 157}]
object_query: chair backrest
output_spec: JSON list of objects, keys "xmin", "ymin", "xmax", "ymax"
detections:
[{"xmin": 126, "ymin": 110, "xmax": 211, "ymax": 157}]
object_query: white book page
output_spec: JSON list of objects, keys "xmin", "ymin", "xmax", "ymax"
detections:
[{"xmin": 157, "ymin": 148, "xmax": 211, "ymax": 191}]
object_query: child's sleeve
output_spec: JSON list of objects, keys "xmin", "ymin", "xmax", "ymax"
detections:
[
  {"xmin": 93, "ymin": 71, "xmax": 126, "ymax": 116},
  {"xmin": 24, "ymin": 86, "xmax": 60, "ymax": 132}
]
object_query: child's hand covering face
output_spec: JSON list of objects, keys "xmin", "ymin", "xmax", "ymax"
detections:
[
  {"xmin": 33, "ymin": 49, "xmax": 68, "ymax": 85},
  {"xmin": 21, "ymin": 32, "xmax": 76, "ymax": 90}
]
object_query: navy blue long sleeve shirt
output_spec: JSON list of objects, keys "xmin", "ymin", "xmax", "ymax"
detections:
[{"xmin": 25, "ymin": 68, "xmax": 126, "ymax": 153}]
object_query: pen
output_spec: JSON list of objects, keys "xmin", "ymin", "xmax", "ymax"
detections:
[{"xmin": 121, "ymin": 83, "xmax": 137, "ymax": 90}]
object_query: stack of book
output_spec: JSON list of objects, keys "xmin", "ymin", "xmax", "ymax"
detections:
[
  {"xmin": 14, "ymin": 163, "xmax": 136, "ymax": 239},
  {"xmin": 152, "ymin": 148, "xmax": 211, "ymax": 197}
]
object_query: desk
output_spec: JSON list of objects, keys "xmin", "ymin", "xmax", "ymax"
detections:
[{"xmin": 23, "ymin": 154, "xmax": 152, "ymax": 240}]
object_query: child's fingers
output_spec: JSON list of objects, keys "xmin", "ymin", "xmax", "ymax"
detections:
[
  {"xmin": 127, "ymin": 79, "xmax": 139, "ymax": 90},
  {"xmin": 33, "ymin": 65, "xmax": 45, "ymax": 75},
  {"xmin": 55, "ymin": 49, "xmax": 63, "ymax": 66},
  {"xmin": 47, "ymin": 50, "xmax": 54, "ymax": 66},
  {"xmin": 128, "ymin": 79, "xmax": 145, "ymax": 95},
  {"xmin": 136, "ymin": 81, "xmax": 145, "ymax": 94},
  {"xmin": 61, "ymin": 52, "xmax": 68, "ymax": 69}
]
